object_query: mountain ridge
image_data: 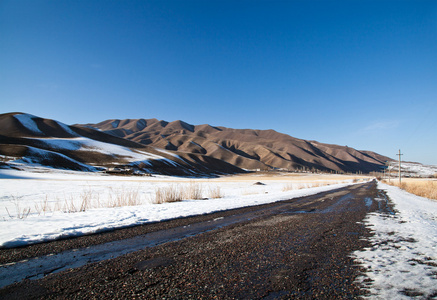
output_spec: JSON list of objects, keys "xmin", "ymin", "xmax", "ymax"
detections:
[
  {"xmin": 0, "ymin": 112, "xmax": 393, "ymax": 175},
  {"xmin": 80, "ymin": 117, "xmax": 393, "ymax": 173},
  {"xmin": 0, "ymin": 113, "xmax": 243, "ymax": 176}
]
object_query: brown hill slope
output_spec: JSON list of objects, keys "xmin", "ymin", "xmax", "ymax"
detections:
[
  {"xmin": 81, "ymin": 118, "xmax": 392, "ymax": 173},
  {"xmin": 0, "ymin": 113, "xmax": 242, "ymax": 176}
]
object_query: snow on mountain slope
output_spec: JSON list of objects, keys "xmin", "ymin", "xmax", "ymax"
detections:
[
  {"xmin": 13, "ymin": 114, "xmax": 44, "ymax": 135},
  {"xmin": 15, "ymin": 146, "xmax": 98, "ymax": 172},
  {"xmin": 0, "ymin": 113, "xmax": 244, "ymax": 176},
  {"xmin": 31, "ymin": 137, "xmax": 166, "ymax": 161},
  {"xmin": 387, "ymin": 161, "xmax": 437, "ymax": 178}
]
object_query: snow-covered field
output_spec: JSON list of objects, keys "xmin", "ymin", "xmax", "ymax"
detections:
[
  {"xmin": 353, "ymin": 182, "xmax": 437, "ymax": 299},
  {"xmin": 0, "ymin": 168, "xmax": 359, "ymax": 248},
  {"xmin": 1, "ymin": 168, "xmax": 436, "ymax": 298}
]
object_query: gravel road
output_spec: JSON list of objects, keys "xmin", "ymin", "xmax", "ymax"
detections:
[{"xmin": 0, "ymin": 180, "xmax": 389, "ymax": 299}]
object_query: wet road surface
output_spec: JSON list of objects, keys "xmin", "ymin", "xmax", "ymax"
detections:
[{"xmin": 0, "ymin": 180, "xmax": 392, "ymax": 299}]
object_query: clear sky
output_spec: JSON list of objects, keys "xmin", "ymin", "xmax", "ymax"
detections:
[{"xmin": 1, "ymin": 0, "xmax": 436, "ymax": 165}]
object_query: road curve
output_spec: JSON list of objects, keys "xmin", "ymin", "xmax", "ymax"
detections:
[{"xmin": 0, "ymin": 180, "xmax": 391, "ymax": 299}]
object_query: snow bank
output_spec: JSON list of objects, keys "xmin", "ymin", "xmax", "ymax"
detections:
[{"xmin": 353, "ymin": 182, "xmax": 437, "ymax": 299}]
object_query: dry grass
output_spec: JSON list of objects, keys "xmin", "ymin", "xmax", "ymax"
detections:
[
  {"xmin": 153, "ymin": 183, "xmax": 207, "ymax": 204},
  {"xmin": 282, "ymin": 181, "xmax": 342, "ymax": 192},
  {"xmin": 383, "ymin": 179, "xmax": 437, "ymax": 200},
  {"xmin": 5, "ymin": 196, "xmax": 31, "ymax": 219},
  {"xmin": 108, "ymin": 187, "xmax": 142, "ymax": 207},
  {"xmin": 5, "ymin": 183, "xmax": 215, "ymax": 217},
  {"xmin": 282, "ymin": 183, "xmax": 306, "ymax": 191},
  {"xmin": 5, "ymin": 186, "xmax": 146, "ymax": 219},
  {"xmin": 208, "ymin": 185, "xmax": 224, "ymax": 199},
  {"xmin": 154, "ymin": 185, "xmax": 184, "ymax": 204},
  {"xmin": 184, "ymin": 182, "xmax": 203, "ymax": 200}
]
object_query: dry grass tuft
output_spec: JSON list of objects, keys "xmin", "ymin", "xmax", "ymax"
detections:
[
  {"xmin": 153, "ymin": 183, "xmax": 208, "ymax": 204},
  {"xmin": 154, "ymin": 185, "xmax": 183, "ymax": 204},
  {"xmin": 184, "ymin": 182, "xmax": 203, "ymax": 200},
  {"xmin": 208, "ymin": 185, "xmax": 224, "ymax": 199},
  {"xmin": 108, "ymin": 187, "xmax": 142, "ymax": 207},
  {"xmin": 282, "ymin": 183, "xmax": 297, "ymax": 191}
]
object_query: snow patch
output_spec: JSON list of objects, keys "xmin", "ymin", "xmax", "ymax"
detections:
[
  {"xmin": 32, "ymin": 137, "xmax": 166, "ymax": 162},
  {"xmin": 55, "ymin": 121, "xmax": 79, "ymax": 137},
  {"xmin": 190, "ymin": 141, "xmax": 203, "ymax": 148},
  {"xmin": 136, "ymin": 119, "xmax": 147, "ymax": 130},
  {"xmin": 14, "ymin": 114, "xmax": 43, "ymax": 135},
  {"xmin": 154, "ymin": 148, "xmax": 182, "ymax": 160},
  {"xmin": 111, "ymin": 120, "xmax": 120, "ymax": 128},
  {"xmin": 12, "ymin": 146, "xmax": 96, "ymax": 172}
]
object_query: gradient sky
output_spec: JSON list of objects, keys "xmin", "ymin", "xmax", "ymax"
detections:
[{"xmin": 1, "ymin": 0, "xmax": 436, "ymax": 165}]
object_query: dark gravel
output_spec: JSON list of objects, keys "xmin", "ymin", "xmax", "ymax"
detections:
[{"xmin": 0, "ymin": 181, "xmax": 383, "ymax": 299}]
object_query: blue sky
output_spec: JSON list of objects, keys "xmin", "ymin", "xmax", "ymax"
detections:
[{"xmin": 1, "ymin": 0, "xmax": 436, "ymax": 165}]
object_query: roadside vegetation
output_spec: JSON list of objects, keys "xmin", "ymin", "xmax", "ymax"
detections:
[
  {"xmin": 3, "ymin": 176, "xmax": 365, "ymax": 220},
  {"xmin": 4, "ymin": 183, "xmax": 216, "ymax": 219},
  {"xmin": 382, "ymin": 179, "xmax": 437, "ymax": 200}
]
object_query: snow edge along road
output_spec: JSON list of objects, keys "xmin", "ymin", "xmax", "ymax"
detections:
[{"xmin": 353, "ymin": 182, "xmax": 437, "ymax": 299}]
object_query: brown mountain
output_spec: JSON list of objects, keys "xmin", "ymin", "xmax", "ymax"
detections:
[
  {"xmin": 0, "ymin": 113, "xmax": 243, "ymax": 176},
  {"xmin": 80, "ymin": 118, "xmax": 392, "ymax": 173}
]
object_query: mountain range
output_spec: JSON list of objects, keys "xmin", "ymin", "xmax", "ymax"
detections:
[{"xmin": 0, "ymin": 112, "xmax": 391, "ymax": 176}]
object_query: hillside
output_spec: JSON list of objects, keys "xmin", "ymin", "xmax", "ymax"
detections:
[
  {"xmin": 0, "ymin": 113, "xmax": 243, "ymax": 176},
  {"xmin": 80, "ymin": 118, "xmax": 392, "ymax": 173}
]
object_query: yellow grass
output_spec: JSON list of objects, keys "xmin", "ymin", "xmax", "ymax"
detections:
[{"xmin": 383, "ymin": 179, "xmax": 437, "ymax": 200}]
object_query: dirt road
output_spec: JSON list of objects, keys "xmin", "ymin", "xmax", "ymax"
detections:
[{"xmin": 0, "ymin": 180, "xmax": 390, "ymax": 299}]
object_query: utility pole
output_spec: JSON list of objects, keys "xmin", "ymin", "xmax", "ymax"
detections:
[
  {"xmin": 387, "ymin": 161, "xmax": 391, "ymax": 182},
  {"xmin": 396, "ymin": 149, "xmax": 403, "ymax": 184}
]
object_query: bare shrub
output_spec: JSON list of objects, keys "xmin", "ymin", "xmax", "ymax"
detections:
[
  {"xmin": 34, "ymin": 196, "xmax": 51, "ymax": 216},
  {"xmin": 5, "ymin": 196, "xmax": 31, "ymax": 219},
  {"xmin": 79, "ymin": 190, "xmax": 92, "ymax": 212},
  {"xmin": 63, "ymin": 194, "xmax": 77, "ymax": 213}
]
